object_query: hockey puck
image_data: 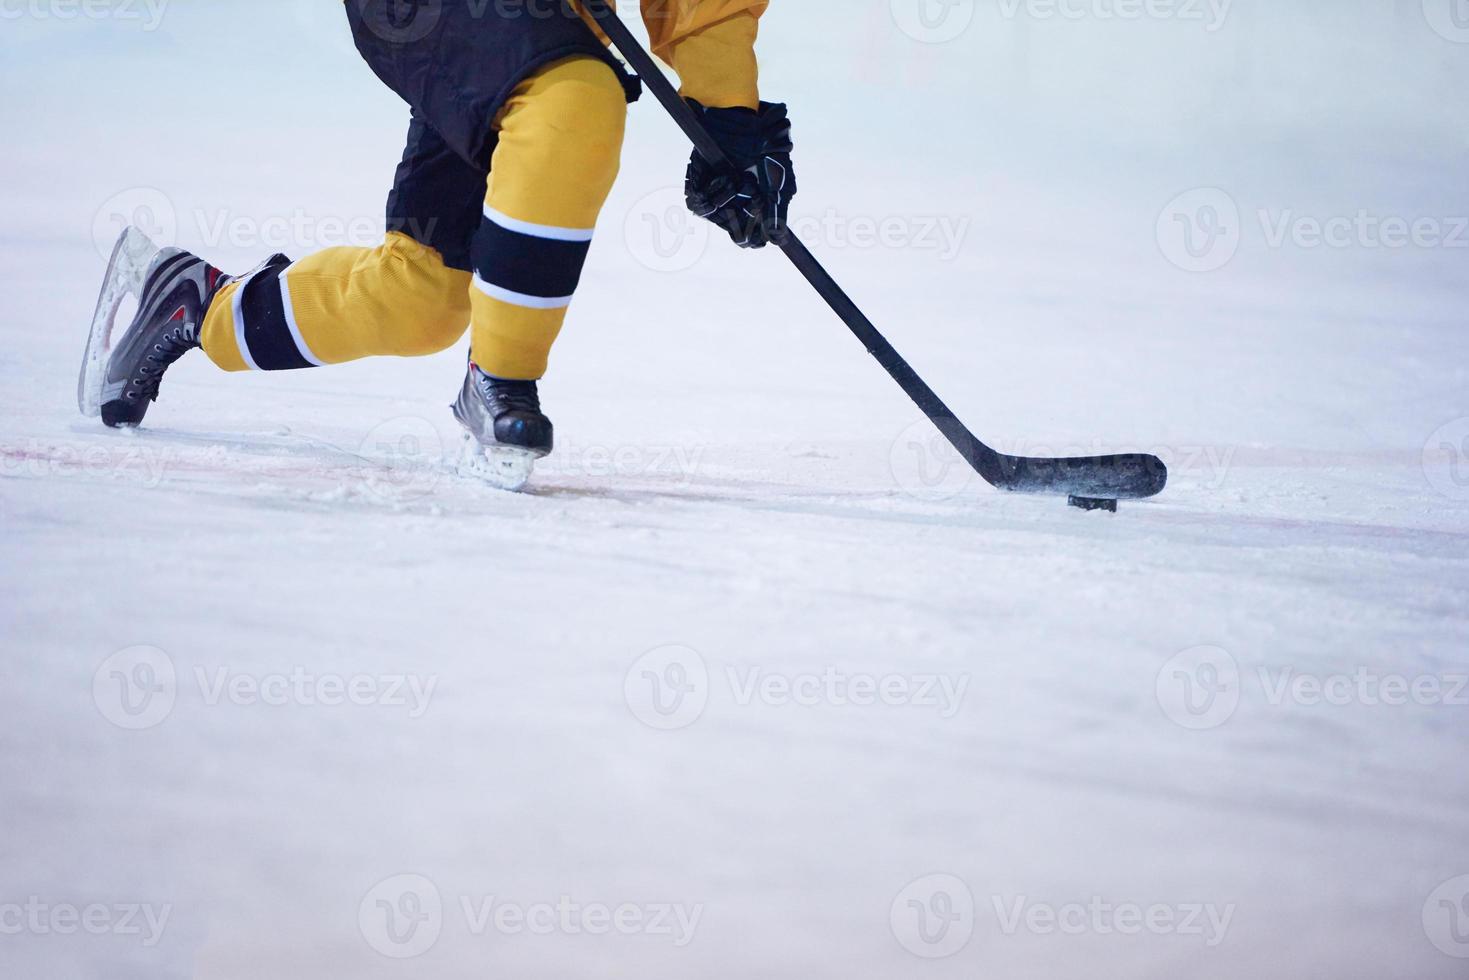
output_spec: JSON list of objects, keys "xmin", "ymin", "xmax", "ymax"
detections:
[{"xmin": 1068, "ymin": 496, "xmax": 1118, "ymax": 513}]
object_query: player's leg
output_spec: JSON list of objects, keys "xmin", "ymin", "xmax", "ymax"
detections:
[
  {"xmin": 467, "ymin": 55, "xmax": 630, "ymax": 382},
  {"xmin": 195, "ymin": 115, "xmax": 481, "ymax": 373},
  {"xmin": 84, "ymin": 114, "xmax": 485, "ymax": 428},
  {"xmin": 451, "ymin": 55, "xmax": 628, "ymax": 487}
]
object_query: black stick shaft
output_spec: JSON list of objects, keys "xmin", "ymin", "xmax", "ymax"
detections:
[{"xmin": 581, "ymin": 0, "xmax": 996, "ymax": 480}]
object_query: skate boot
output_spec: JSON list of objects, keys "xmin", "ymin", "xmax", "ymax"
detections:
[
  {"xmin": 453, "ymin": 362, "xmax": 553, "ymax": 492},
  {"xmin": 79, "ymin": 227, "xmax": 229, "ymax": 428}
]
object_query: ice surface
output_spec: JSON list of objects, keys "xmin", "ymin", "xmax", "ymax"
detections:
[{"xmin": 2, "ymin": 3, "xmax": 1468, "ymax": 979}]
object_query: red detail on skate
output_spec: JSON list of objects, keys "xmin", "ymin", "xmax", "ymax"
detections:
[{"xmin": 169, "ymin": 306, "xmax": 188, "ymax": 322}]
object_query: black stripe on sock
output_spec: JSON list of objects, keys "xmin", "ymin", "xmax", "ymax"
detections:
[
  {"xmin": 239, "ymin": 258, "xmax": 315, "ymax": 371},
  {"xmin": 471, "ymin": 215, "xmax": 592, "ymax": 300}
]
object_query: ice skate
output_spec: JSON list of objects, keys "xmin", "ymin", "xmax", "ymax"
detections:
[
  {"xmin": 452, "ymin": 362, "xmax": 553, "ymax": 493},
  {"xmin": 79, "ymin": 226, "xmax": 227, "ymax": 428}
]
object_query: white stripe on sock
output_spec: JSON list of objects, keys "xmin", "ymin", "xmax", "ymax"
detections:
[
  {"xmin": 482, "ymin": 203, "xmax": 595, "ymax": 243},
  {"xmin": 472, "ymin": 274, "xmax": 574, "ymax": 310},
  {"xmin": 278, "ymin": 265, "xmax": 325, "ymax": 367},
  {"xmin": 231, "ymin": 267, "xmax": 264, "ymax": 372}
]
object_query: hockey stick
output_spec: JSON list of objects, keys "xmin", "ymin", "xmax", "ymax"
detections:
[{"xmin": 583, "ymin": 0, "xmax": 1167, "ymax": 505}]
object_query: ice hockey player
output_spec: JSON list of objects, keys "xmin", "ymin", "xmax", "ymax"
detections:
[{"xmin": 81, "ymin": 0, "xmax": 796, "ymax": 490}]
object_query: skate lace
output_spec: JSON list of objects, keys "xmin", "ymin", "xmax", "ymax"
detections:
[
  {"xmin": 131, "ymin": 325, "xmax": 200, "ymax": 402},
  {"xmin": 481, "ymin": 377, "xmax": 541, "ymax": 415}
]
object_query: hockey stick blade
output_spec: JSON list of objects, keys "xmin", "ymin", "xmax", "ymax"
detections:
[
  {"xmin": 989, "ymin": 448, "xmax": 1168, "ymax": 499},
  {"xmin": 925, "ymin": 413, "xmax": 1166, "ymax": 499},
  {"xmin": 583, "ymin": 0, "xmax": 1168, "ymax": 503}
]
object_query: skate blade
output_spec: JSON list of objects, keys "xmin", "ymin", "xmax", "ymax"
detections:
[
  {"xmin": 78, "ymin": 226, "xmax": 161, "ymax": 417},
  {"xmin": 457, "ymin": 434, "xmax": 543, "ymax": 493}
]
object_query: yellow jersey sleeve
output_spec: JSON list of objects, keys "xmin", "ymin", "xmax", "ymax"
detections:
[{"xmin": 578, "ymin": 1, "xmax": 768, "ymax": 110}]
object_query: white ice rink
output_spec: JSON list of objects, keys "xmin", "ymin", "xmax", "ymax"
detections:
[{"xmin": 3, "ymin": 2, "xmax": 1468, "ymax": 978}]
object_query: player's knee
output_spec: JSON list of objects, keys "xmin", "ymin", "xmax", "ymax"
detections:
[
  {"xmin": 396, "ymin": 298, "xmax": 470, "ymax": 356},
  {"xmin": 376, "ymin": 234, "xmax": 471, "ymax": 356}
]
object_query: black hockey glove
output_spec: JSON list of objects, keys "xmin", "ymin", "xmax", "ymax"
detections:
[{"xmin": 685, "ymin": 100, "xmax": 797, "ymax": 249}]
